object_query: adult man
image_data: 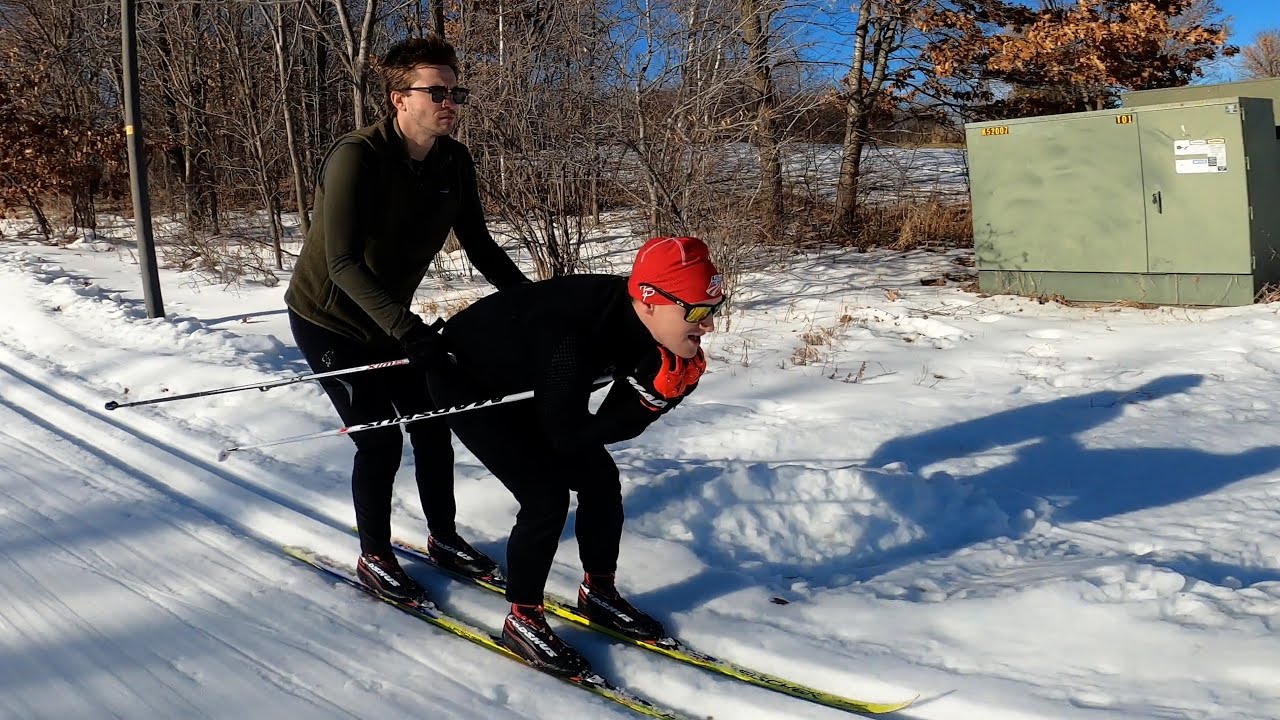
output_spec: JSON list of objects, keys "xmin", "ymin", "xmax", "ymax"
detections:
[
  {"xmin": 285, "ymin": 35, "xmax": 529, "ymax": 603},
  {"xmin": 428, "ymin": 236, "xmax": 723, "ymax": 675}
]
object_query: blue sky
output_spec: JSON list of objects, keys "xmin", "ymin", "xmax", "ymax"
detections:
[{"xmin": 1219, "ymin": 0, "xmax": 1274, "ymax": 45}]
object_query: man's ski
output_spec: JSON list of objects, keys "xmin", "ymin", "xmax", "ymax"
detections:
[
  {"xmin": 385, "ymin": 536, "xmax": 915, "ymax": 715},
  {"xmin": 283, "ymin": 546, "xmax": 692, "ymax": 720}
]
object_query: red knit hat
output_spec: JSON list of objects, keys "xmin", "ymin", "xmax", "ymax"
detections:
[{"xmin": 627, "ymin": 236, "xmax": 722, "ymax": 305}]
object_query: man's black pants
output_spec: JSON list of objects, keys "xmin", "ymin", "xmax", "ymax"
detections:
[
  {"xmin": 428, "ymin": 376, "xmax": 623, "ymax": 605},
  {"xmin": 288, "ymin": 308, "xmax": 455, "ymax": 556}
]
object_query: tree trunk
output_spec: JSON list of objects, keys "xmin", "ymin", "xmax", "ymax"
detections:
[
  {"xmin": 25, "ymin": 193, "xmax": 51, "ymax": 240},
  {"xmin": 833, "ymin": 1, "xmax": 901, "ymax": 235},
  {"xmin": 353, "ymin": 0, "xmax": 378, "ymax": 127},
  {"xmin": 271, "ymin": 3, "xmax": 311, "ymax": 238},
  {"xmin": 324, "ymin": 0, "xmax": 379, "ymax": 128},
  {"xmin": 835, "ymin": 121, "xmax": 867, "ymax": 234},
  {"xmin": 270, "ymin": 195, "xmax": 284, "ymax": 269},
  {"xmin": 741, "ymin": 0, "xmax": 782, "ymax": 241}
]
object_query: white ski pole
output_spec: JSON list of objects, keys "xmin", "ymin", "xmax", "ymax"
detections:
[
  {"xmin": 217, "ymin": 375, "xmax": 613, "ymax": 462},
  {"xmin": 105, "ymin": 359, "xmax": 411, "ymax": 410}
]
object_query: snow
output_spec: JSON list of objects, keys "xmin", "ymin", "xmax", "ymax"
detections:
[{"xmin": 3, "ymin": 214, "xmax": 1280, "ymax": 720}]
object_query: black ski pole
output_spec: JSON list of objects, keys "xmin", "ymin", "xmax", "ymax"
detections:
[{"xmin": 104, "ymin": 359, "xmax": 411, "ymax": 411}]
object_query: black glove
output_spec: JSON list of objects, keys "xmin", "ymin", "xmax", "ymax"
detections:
[{"xmin": 400, "ymin": 319, "xmax": 454, "ymax": 373}]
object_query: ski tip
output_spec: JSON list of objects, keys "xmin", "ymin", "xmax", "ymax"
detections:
[{"xmin": 864, "ymin": 694, "xmax": 919, "ymax": 714}]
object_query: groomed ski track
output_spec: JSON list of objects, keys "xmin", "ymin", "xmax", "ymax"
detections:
[{"xmin": 0, "ymin": 345, "xmax": 948, "ymax": 719}]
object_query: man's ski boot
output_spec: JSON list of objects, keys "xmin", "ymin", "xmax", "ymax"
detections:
[
  {"xmin": 428, "ymin": 533, "xmax": 502, "ymax": 581},
  {"xmin": 356, "ymin": 553, "xmax": 431, "ymax": 606},
  {"xmin": 577, "ymin": 573, "xmax": 667, "ymax": 642},
  {"xmin": 502, "ymin": 603, "xmax": 591, "ymax": 676}
]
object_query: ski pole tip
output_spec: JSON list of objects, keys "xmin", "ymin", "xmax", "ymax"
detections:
[
  {"xmin": 104, "ymin": 401, "xmax": 119, "ymax": 411},
  {"xmin": 216, "ymin": 448, "xmax": 231, "ymax": 462}
]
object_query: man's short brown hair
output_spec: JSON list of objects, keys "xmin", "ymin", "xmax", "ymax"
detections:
[{"xmin": 379, "ymin": 35, "xmax": 460, "ymax": 111}]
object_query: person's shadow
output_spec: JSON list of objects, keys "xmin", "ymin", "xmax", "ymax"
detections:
[{"xmin": 622, "ymin": 373, "xmax": 1280, "ymax": 615}]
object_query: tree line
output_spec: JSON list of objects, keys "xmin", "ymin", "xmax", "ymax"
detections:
[{"xmin": 0, "ymin": 0, "xmax": 1268, "ymax": 280}]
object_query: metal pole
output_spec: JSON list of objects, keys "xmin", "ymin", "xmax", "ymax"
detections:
[
  {"xmin": 218, "ymin": 387, "xmax": 541, "ymax": 461},
  {"xmin": 122, "ymin": 0, "xmax": 164, "ymax": 319},
  {"xmin": 104, "ymin": 358, "xmax": 411, "ymax": 411},
  {"xmin": 217, "ymin": 375, "xmax": 614, "ymax": 461}
]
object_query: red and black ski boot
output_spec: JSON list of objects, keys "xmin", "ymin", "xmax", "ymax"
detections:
[
  {"xmin": 502, "ymin": 603, "xmax": 591, "ymax": 676},
  {"xmin": 427, "ymin": 533, "xmax": 502, "ymax": 581},
  {"xmin": 577, "ymin": 573, "xmax": 667, "ymax": 642},
  {"xmin": 356, "ymin": 553, "xmax": 430, "ymax": 606}
]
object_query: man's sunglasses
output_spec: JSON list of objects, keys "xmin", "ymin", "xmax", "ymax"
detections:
[
  {"xmin": 641, "ymin": 284, "xmax": 725, "ymax": 323},
  {"xmin": 401, "ymin": 85, "xmax": 470, "ymax": 105}
]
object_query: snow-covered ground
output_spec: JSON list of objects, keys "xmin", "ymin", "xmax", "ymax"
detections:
[{"xmin": 2, "ymin": 215, "xmax": 1279, "ymax": 720}]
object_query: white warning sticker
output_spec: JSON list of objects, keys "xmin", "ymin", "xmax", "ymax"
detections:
[{"xmin": 1174, "ymin": 138, "xmax": 1228, "ymax": 173}]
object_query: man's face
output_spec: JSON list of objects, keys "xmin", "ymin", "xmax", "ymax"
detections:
[
  {"xmin": 645, "ymin": 302, "xmax": 716, "ymax": 359},
  {"xmin": 392, "ymin": 65, "xmax": 461, "ymax": 139}
]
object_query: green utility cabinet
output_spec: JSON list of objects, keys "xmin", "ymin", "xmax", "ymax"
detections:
[
  {"xmin": 1123, "ymin": 77, "xmax": 1280, "ymax": 116},
  {"xmin": 966, "ymin": 96, "xmax": 1280, "ymax": 305}
]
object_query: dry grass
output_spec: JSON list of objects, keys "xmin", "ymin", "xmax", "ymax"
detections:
[
  {"xmin": 871, "ymin": 198, "xmax": 973, "ymax": 251},
  {"xmin": 417, "ymin": 295, "xmax": 480, "ymax": 319},
  {"xmin": 791, "ymin": 345, "xmax": 824, "ymax": 365},
  {"xmin": 791, "ymin": 313, "xmax": 858, "ymax": 366},
  {"xmin": 159, "ymin": 232, "xmax": 282, "ymax": 287},
  {"xmin": 1256, "ymin": 283, "xmax": 1280, "ymax": 304},
  {"xmin": 1029, "ymin": 292, "xmax": 1073, "ymax": 306},
  {"xmin": 1111, "ymin": 299, "xmax": 1159, "ymax": 310},
  {"xmin": 794, "ymin": 325, "xmax": 834, "ymax": 364},
  {"xmin": 765, "ymin": 193, "xmax": 973, "ymax": 250}
]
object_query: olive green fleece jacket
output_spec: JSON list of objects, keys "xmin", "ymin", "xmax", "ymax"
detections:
[{"xmin": 285, "ymin": 116, "xmax": 529, "ymax": 345}]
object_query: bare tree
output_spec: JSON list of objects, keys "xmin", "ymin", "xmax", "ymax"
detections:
[
  {"xmin": 1240, "ymin": 29, "xmax": 1280, "ymax": 78},
  {"xmin": 464, "ymin": 0, "xmax": 613, "ymax": 278},
  {"xmin": 213, "ymin": 3, "xmax": 295, "ymax": 268},
  {"xmin": 741, "ymin": 0, "xmax": 783, "ymax": 241},
  {"xmin": 433, "ymin": 0, "xmax": 446, "ymax": 35},
  {"xmin": 604, "ymin": 0, "xmax": 752, "ymax": 236},
  {"xmin": 0, "ymin": 0, "xmax": 125, "ymax": 237},
  {"xmin": 308, "ymin": 0, "xmax": 381, "ymax": 128},
  {"xmin": 150, "ymin": 1, "xmax": 223, "ymax": 232},
  {"xmin": 2, "ymin": 0, "xmax": 967, "ymax": 269},
  {"xmin": 833, "ymin": 0, "xmax": 915, "ymax": 236},
  {"xmin": 266, "ymin": 1, "xmax": 313, "ymax": 237}
]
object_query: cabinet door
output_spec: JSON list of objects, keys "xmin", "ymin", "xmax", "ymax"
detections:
[
  {"xmin": 1138, "ymin": 104, "xmax": 1251, "ymax": 273},
  {"xmin": 970, "ymin": 114, "xmax": 1148, "ymax": 272}
]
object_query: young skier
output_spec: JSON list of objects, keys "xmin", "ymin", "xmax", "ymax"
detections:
[{"xmin": 427, "ymin": 235, "xmax": 722, "ymax": 674}]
